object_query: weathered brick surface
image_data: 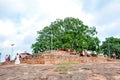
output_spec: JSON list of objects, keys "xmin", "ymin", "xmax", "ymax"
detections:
[{"xmin": 0, "ymin": 51, "xmax": 120, "ymax": 65}]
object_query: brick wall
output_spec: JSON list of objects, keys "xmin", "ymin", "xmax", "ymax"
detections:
[{"xmin": 0, "ymin": 51, "xmax": 120, "ymax": 65}]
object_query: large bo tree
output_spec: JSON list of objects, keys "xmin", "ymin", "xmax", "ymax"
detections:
[
  {"xmin": 101, "ymin": 37, "xmax": 120, "ymax": 58},
  {"xmin": 32, "ymin": 17, "xmax": 100, "ymax": 53}
]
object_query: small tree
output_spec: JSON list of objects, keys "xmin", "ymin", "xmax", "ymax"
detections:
[{"xmin": 101, "ymin": 37, "xmax": 120, "ymax": 58}]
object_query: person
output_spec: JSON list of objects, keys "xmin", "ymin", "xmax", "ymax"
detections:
[
  {"xmin": 5, "ymin": 54, "xmax": 9, "ymax": 62},
  {"xmin": 113, "ymin": 53, "xmax": 117, "ymax": 59},
  {"xmin": 15, "ymin": 53, "xmax": 20, "ymax": 64},
  {"xmin": 8, "ymin": 54, "xmax": 10, "ymax": 61}
]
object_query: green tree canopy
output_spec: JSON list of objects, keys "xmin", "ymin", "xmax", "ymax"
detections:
[
  {"xmin": 32, "ymin": 17, "xmax": 100, "ymax": 53},
  {"xmin": 101, "ymin": 37, "xmax": 120, "ymax": 58}
]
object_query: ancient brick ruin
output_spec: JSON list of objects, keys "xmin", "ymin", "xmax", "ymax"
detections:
[{"xmin": 0, "ymin": 50, "xmax": 120, "ymax": 65}]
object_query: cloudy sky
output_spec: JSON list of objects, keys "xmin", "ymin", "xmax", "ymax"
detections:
[{"xmin": 0, "ymin": 0, "xmax": 120, "ymax": 61}]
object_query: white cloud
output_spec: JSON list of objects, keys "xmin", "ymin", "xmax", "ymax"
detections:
[
  {"xmin": 0, "ymin": 0, "xmax": 94, "ymax": 56},
  {"xmin": 0, "ymin": 20, "xmax": 16, "ymax": 36},
  {"xmin": 1, "ymin": 0, "xmax": 120, "ymax": 61},
  {"xmin": 81, "ymin": 0, "xmax": 120, "ymax": 41},
  {"xmin": 0, "ymin": 0, "xmax": 25, "ymax": 12},
  {"xmin": 0, "ymin": 20, "xmax": 18, "ymax": 51}
]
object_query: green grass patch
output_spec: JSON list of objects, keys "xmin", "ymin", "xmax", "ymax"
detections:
[
  {"xmin": 54, "ymin": 66, "xmax": 76, "ymax": 72},
  {"xmin": 55, "ymin": 62, "xmax": 79, "ymax": 66},
  {"xmin": 54, "ymin": 62, "xmax": 79, "ymax": 72}
]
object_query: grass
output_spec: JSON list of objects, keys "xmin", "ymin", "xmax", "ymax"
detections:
[
  {"xmin": 54, "ymin": 62, "xmax": 79, "ymax": 72},
  {"xmin": 55, "ymin": 62, "xmax": 79, "ymax": 66},
  {"xmin": 54, "ymin": 66, "xmax": 76, "ymax": 72}
]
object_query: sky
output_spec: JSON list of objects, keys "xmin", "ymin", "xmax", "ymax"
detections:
[{"xmin": 0, "ymin": 0, "xmax": 120, "ymax": 62}]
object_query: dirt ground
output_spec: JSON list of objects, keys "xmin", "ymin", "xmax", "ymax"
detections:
[{"xmin": 0, "ymin": 62, "xmax": 120, "ymax": 80}]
